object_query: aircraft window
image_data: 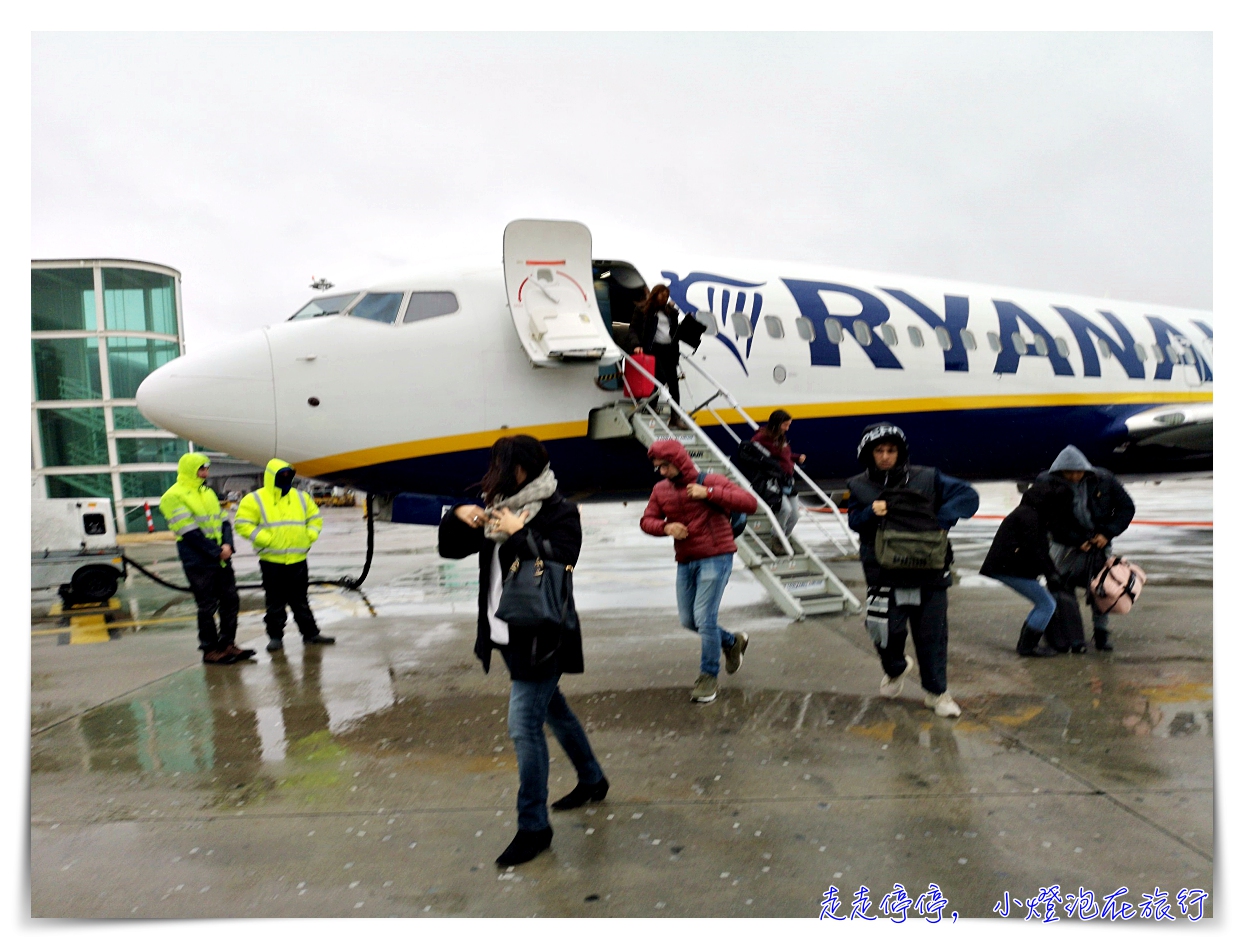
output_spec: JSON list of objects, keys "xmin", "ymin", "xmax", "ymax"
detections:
[
  {"xmin": 852, "ymin": 319, "xmax": 872, "ymax": 346},
  {"xmin": 960, "ymin": 329, "xmax": 977, "ymax": 351},
  {"xmin": 290, "ymin": 292, "xmax": 361, "ymax": 320},
  {"xmin": 824, "ymin": 318, "xmax": 844, "ymax": 344},
  {"xmin": 880, "ymin": 324, "xmax": 898, "ymax": 346},
  {"xmin": 986, "ymin": 331, "xmax": 1001, "ymax": 352},
  {"xmin": 794, "ymin": 317, "xmax": 815, "ymax": 341},
  {"xmin": 1165, "ymin": 344, "xmax": 1179, "ymax": 363},
  {"xmin": 1096, "ymin": 337, "xmax": 1112, "ymax": 360},
  {"xmin": 1010, "ymin": 331, "xmax": 1026, "ymax": 354},
  {"xmin": 1054, "ymin": 337, "xmax": 1070, "ymax": 359},
  {"xmin": 731, "ymin": 313, "xmax": 752, "ymax": 338},
  {"xmin": 348, "ymin": 292, "xmax": 404, "ymax": 324},
  {"xmin": 764, "ymin": 315, "xmax": 785, "ymax": 339},
  {"xmin": 1134, "ymin": 342, "xmax": 1148, "ymax": 362},
  {"xmin": 403, "ymin": 291, "xmax": 459, "ymax": 324},
  {"xmin": 934, "ymin": 326, "xmax": 952, "ymax": 351},
  {"xmin": 693, "ymin": 310, "xmax": 718, "ymax": 336},
  {"xmin": 1034, "ymin": 335, "xmax": 1049, "ymax": 357},
  {"xmin": 907, "ymin": 326, "xmax": 925, "ymax": 348}
]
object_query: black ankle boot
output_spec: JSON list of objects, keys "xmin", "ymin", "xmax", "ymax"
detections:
[
  {"xmin": 1016, "ymin": 623, "xmax": 1057, "ymax": 657},
  {"xmin": 551, "ymin": 777, "xmax": 609, "ymax": 811},
  {"xmin": 496, "ymin": 827, "xmax": 553, "ymax": 866},
  {"xmin": 1093, "ymin": 630, "xmax": 1113, "ymax": 652}
]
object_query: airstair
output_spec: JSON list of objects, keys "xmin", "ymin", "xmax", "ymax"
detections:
[{"xmin": 590, "ymin": 356, "xmax": 861, "ymax": 621}]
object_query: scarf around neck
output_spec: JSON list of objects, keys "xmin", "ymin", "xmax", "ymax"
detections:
[{"xmin": 483, "ymin": 466, "xmax": 558, "ymax": 542}]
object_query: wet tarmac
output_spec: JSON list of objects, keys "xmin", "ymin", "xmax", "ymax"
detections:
[{"xmin": 30, "ymin": 477, "xmax": 1213, "ymax": 918}]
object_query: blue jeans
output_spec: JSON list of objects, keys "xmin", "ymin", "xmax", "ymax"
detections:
[
  {"xmin": 676, "ymin": 553, "xmax": 737, "ymax": 676},
  {"xmin": 993, "ymin": 575, "xmax": 1057, "ymax": 631},
  {"xmin": 507, "ymin": 674, "xmax": 605, "ymax": 832}
]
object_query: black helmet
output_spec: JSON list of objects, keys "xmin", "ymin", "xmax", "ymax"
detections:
[{"xmin": 857, "ymin": 422, "xmax": 909, "ymax": 465}]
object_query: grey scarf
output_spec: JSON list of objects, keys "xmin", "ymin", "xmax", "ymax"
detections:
[{"xmin": 483, "ymin": 466, "xmax": 558, "ymax": 542}]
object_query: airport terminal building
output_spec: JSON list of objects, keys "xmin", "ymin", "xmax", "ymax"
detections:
[{"xmin": 31, "ymin": 259, "xmax": 189, "ymax": 533}]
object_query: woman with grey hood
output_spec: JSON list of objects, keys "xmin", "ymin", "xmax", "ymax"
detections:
[{"xmin": 1036, "ymin": 445, "xmax": 1136, "ymax": 651}]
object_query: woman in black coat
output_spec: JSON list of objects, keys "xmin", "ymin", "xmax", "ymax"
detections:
[
  {"xmin": 629, "ymin": 283, "xmax": 684, "ymax": 420},
  {"xmin": 438, "ymin": 435, "xmax": 607, "ymax": 867},
  {"xmin": 980, "ymin": 480, "xmax": 1081, "ymax": 657}
]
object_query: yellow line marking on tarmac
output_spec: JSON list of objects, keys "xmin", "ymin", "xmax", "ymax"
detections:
[{"xmin": 32, "ymin": 609, "xmax": 266, "ymax": 638}]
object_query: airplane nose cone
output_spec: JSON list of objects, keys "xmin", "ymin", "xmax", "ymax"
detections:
[{"xmin": 136, "ymin": 329, "xmax": 276, "ymax": 463}]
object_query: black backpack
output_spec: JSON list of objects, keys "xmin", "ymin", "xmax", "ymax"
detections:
[{"xmin": 697, "ymin": 472, "xmax": 747, "ymax": 537}]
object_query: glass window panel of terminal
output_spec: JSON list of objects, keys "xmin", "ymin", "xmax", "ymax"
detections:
[
  {"xmin": 121, "ymin": 470, "xmax": 177, "ymax": 498},
  {"xmin": 32, "ymin": 337, "xmax": 103, "ymax": 400},
  {"xmin": 45, "ymin": 473, "xmax": 113, "ymax": 499},
  {"xmin": 102, "ymin": 268, "xmax": 177, "ymax": 335},
  {"xmin": 38, "ymin": 408, "xmax": 109, "ymax": 466},
  {"xmin": 106, "ymin": 337, "xmax": 180, "ymax": 399},
  {"xmin": 115, "ymin": 437, "xmax": 189, "ymax": 464},
  {"xmin": 112, "ymin": 406, "xmax": 158, "ymax": 430},
  {"xmin": 32, "ymin": 268, "xmax": 96, "ymax": 332}
]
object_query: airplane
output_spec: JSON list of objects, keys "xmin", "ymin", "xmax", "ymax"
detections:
[{"xmin": 136, "ymin": 219, "xmax": 1212, "ymax": 513}]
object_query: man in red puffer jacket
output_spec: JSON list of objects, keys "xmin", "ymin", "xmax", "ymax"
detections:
[{"xmin": 641, "ymin": 440, "xmax": 759, "ymax": 703}]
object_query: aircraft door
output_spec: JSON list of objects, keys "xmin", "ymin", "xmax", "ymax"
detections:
[{"xmin": 503, "ymin": 219, "xmax": 623, "ymax": 367}]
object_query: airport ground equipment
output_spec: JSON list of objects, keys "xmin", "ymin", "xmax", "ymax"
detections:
[
  {"xmin": 31, "ymin": 498, "xmax": 127, "ymax": 605},
  {"xmin": 592, "ymin": 355, "xmax": 861, "ymax": 621}
]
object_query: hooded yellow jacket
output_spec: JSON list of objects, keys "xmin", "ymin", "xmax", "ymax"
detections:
[
  {"xmin": 235, "ymin": 458, "xmax": 323, "ymax": 564},
  {"xmin": 159, "ymin": 452, "xmax": 232, "ymax": 568}
]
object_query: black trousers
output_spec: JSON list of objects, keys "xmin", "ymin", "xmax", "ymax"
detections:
[
  {"xmin": 259, "ymin": 560, "xmax": 320, "ymax": 640},
  {"xmin": 649, "ymin": 341, "xmax": 681, "ymax": 405},
  {"xmin": 875, "ymin": 586, "xmax": 949, "ymax": 696},
  {"xmin": 185, "ymin": 562, "xmax": 239, "ymax": 651}
]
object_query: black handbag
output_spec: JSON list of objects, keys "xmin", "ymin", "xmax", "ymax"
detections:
[
  {"xmin": 675, "ymin": 310, "xmax": 707, "ymax": 350},
  {"xmin": 495, "ymin": 533, "xmax": 578, "ymax": 632}
]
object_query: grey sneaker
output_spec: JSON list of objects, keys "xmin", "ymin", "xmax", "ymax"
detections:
[
  {"xmin": 924, "ymin": 692, "xmax": 962, "ymax": 718},
  {"xmin": 690, "ymin": 673, "xmax": 719, "ymax": 703},
  {"xmin": 878, "ymin": 655, "xmax": 912, "ymax": 698},
  {"xmin": 724, "ymin": 631, "xmax": 749, "ymax": 675}
]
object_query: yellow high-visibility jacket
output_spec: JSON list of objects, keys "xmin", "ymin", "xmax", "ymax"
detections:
[
  {"xmin": 234, "ymin": 458, "xmax": 323, "ymax": 564},
  {"xmin": 159, "ymin": 452, "xmax": 231, "ymax": 568}
]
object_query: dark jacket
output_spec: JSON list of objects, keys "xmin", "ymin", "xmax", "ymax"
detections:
[
  {"xmin": 631, "ymin": 303, "xmax": 681, "ymax": 353},
  {"xmin": 179, "ymin": 520, "xmax": 235, "ymax": 571},
  {"xmin": 641, "ymin": 440, "xmax": 758, "ymax": 563},
  {"xmin": 1035, "ymin": 468, "xmax": 1135, "ymax": 547},
  {"xmin": 846, "ymin": 463, "xmax": 979, "ymax": 588},
  {"xmin": 980, "ymin": 501, "xmax": 1062, "ymax": 581},
  {"xmin": 438, "ymin": 491, "xmax": 583, "ymax": 681}
]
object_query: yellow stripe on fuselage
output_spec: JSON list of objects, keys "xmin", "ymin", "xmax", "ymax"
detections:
[{"xmin": 294, "ymin": 390, "xmax": 1212, "ymax": 478}]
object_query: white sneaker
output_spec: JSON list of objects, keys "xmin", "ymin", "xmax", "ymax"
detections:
[
  {"xmin": 879, "ymin": 656, "xmax": 912, "ymax": 699},
  {"xmin": 924, "ymin": 692, "xmax": 961, "ymax": 718}
]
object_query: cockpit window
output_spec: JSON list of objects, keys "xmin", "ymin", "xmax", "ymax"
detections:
[
  {"xmin": 290, "ymin": 292, "xmax": 361, "ymax": 320},
  {"xmin": 402, "ymin": 292, "xmax": 459, "ymax": 324},
  {"xmin": 348, "ymin": 292, "xmax": 405, "ymax": 324}
]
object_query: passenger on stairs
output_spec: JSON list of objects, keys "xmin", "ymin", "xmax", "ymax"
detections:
[
  {"xmin": 747, "ymin": 410, "xmax": 806, "ymax": 536},
  {"xmin": 845, "ymin": 423, "xmax": 979, "ymax": 718},
  {"xmin": 640, "ymin": 440, "xmax": 759, "ymax": 704},
  {"xmin": 629, "ymin": 284, "xmax": 687, "ymax": 427}
]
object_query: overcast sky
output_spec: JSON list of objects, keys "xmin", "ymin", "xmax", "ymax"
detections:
[{"xmin": 31, "ymin": 32, "xmax": 1212, "ymax": 353}]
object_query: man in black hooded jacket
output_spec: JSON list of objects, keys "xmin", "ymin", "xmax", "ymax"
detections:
[{"xmin": 846, "ymin": 423, "xmax": 979, "ymax": 717}]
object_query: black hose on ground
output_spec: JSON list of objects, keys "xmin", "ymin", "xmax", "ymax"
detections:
[{"xmin": 121, "ymin": 492, "xmax": 378, "ymax": 594}]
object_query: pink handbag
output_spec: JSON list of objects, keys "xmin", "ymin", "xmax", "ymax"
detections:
[{"xmin": 1091, "ymin": 556, "xmax": 1147, "ymax": 615}]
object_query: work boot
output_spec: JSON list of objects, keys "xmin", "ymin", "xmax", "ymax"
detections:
[
  {"xmin": 690, "ymin": 673, "xmax": 718, "ymax": 704},
  {"xmin": 551, "ymin": 777, "xmax": 610, "ymax": 811},
  {"xmin": 1016, "ymin": 623, "xmax": 1057, "ymax": 657},
  {"xmin": 1093, "ymin": 630, "xmax": 1113, "ymax": 652},
  {"xmin": 879, "ymin": 655, "xmax": 912, "ymax": 698},
  {"xmin": 923, "ymin": 692, "xmax": 962, "ymax": 718},
  {"xmin": 266, "ymin": 638, "xmax": 284, "ymax": 652},
  {"xmin": 495, "ymin": 827, "xmax": 553, "ymax": 867},
  {"xmin": 225, "ymin": 643, "xmax": 257, "ymax": 661},
  {"xmin": 724, "ymin": 632, "xmax": 749, "ymax": 675},
  {"xmin": 303, "ymin": 634, "xmax": 336, "ymax": 645}
]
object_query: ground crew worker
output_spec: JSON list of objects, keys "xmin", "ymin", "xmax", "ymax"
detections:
[
  {"xmin": 235, "ymin": 459, "xmax": 335, "ymax": 652},
  {"xmin": 160, "ymin": 452, "xmax": 253, "ymax": 665}
]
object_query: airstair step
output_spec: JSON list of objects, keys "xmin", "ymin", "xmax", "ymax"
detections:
[{"xmin": 798, "ymin": 594, "xmax": 849, "ymax": 615}]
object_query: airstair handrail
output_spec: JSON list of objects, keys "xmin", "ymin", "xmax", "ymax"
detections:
[
  {"xmin": 679, "ymin": 356, "xmax": 860, "ymax": 554},
  {"xmin": 621, "ymin": 353, "xmax": 794, "ymax": 557}
]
